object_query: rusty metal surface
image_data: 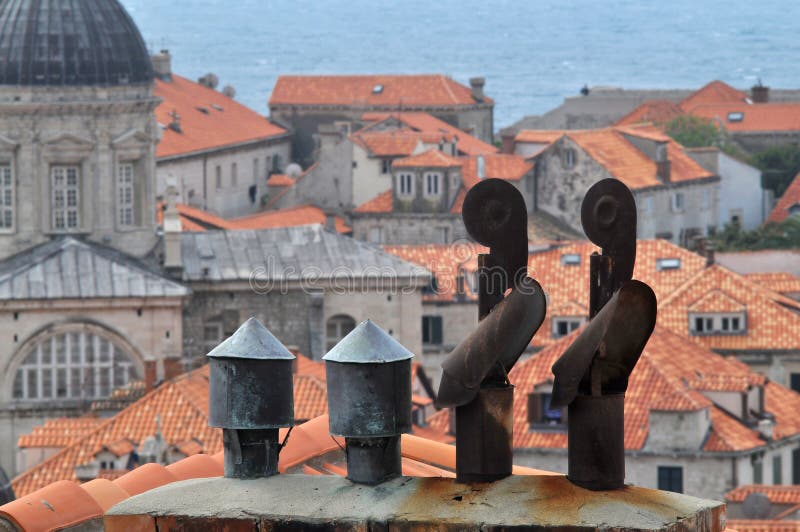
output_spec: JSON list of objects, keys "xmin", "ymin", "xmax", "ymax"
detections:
[
  {"xmin": 550, "ymin": 179, "xmax": 657, "ymax": 491},
  {"xmin": 222, "ymin": 428, "xmax": 281, "ymax": 479},
  {"xmin": 454, "ymin": 386, "xmax": 514, "ymax": 483},
  {"xmin": 550, "ymin": 280, "xmax": 656, "ymax": 408},
  {"xmin": 567, "ymin": 395, "xmax": 625, "ymax": 490},
  {"xmin": 441, "ymin": 179, "xmax": 546, "ymax": 483},
  {"xmin": 581, "ymin": 178, "xmax": 637, "ymax": 314},
  {"xmin": 344, "ymin": 436, "xmax": 402, "ymax": 485},
  {"xmin": 436, "ymin": 276, "xmax": 546, "ymax": 408}
]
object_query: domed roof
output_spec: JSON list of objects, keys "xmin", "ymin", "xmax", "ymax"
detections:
[{"xmin": 0, "ymin": 0, "xmax": 153, "ymax": 86}]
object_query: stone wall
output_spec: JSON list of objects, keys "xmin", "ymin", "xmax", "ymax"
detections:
[{"xmin": 0, "ymin": 85, "xmax": 160, "ymax": 258}]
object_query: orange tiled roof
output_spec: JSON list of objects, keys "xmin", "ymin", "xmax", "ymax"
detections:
[
  {"xmin": 0, "ymin": 415, "xmax": 552, "ymax": 531},
  {"xmin": 660, "ymin": 264, "xmax": 800, "ymax": 351},
  {"xmin": 11, "ymin": 354, "xmax": 330, "ymax": 497},
  {"xmin": 155, "ymin": 75, "xmax": 287, "ymax": 159},
  {"xmin": 156, "ymin": 202, "xmax": 236, "ymax": 231},
  {"xmin": 746, "ymin": 271, "xmax": 800, "ymax": 295},
  {"xmin": 688, "ymin": 289, "xmax": 746, "ymax": 313},
  {"xmin": 727, "ymin": 484, "xmax": 800, "ymax": 504},
  {"xmin": 18, "ymin": 417, "xmax": 104, "ymax": 449},
  {"xmin": 689, "ymin": 102, "xmax": 800, "ymax": 132},
  {"xmin": 725, "ymin": 520, "xmax": 800, "ymax": 532},
  {"xmin": 515, "ymin": 124, "xmax": 715, "ymax": 190},
  {"xmin": 616, "ymin": 100, "xmax": 685, "ymax": 126},
  {"xmin": 351, "ymin": 128, "xmax": 430, "ymax": 157},
  {"xmin": 361, "ymin": 112, "xmax": 498, "ymax": 156},
  {"xmin": 353, "ymin": 189, "xmax": 393, "ymax": 213},
  {"xmin": 393, "ymin": 148, "xmax": 463, "ymax": 168},
  {"xmin": 229, "ymin": 205, "xmax": 351, "ymax": 234},
  {"xmin": 427, "ymin": 326, "xmax": 789, "ymax": 453},
  {"xmin": 384, "ymin": 239, "xmax": 709, "ymax": 347},
  {"xmin": 460, "ymin": 153, "xmax": 533, "ymax": 186},
  {"xmin": 267, "ymin": 174, "xmax": 295, "ymax": 187},
  {"xmin": 514, "ymin": 130, "xmax": 565, "ymax": 144},
  {"xmin": 679, "ymin": 80, "xmax": 748, "ymax": 111},
  {"xmin": 269, "ymin": 75, "xmax": 492, "ymax": 107},
  {"xmin": 767, "ymin": 172, "xmax": 800, "ymax": 223}
]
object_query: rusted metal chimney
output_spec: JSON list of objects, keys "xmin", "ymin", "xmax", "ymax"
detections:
[
  {"xmin": 207, "ymin": 318, "xmax": 295, "ymax": 479},
  {"xmin": 550, "ymin": 179, "xmax": 657, "ymax": 490},
  {"xmin": 436, "ymin": 179, "xmax": 546, "ymax": 482},
  {"xmin": 324, "ymin": 320, "xmax": 413, "ymax": 485}
]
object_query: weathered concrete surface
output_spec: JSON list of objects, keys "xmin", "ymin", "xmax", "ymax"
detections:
[{"xmin": 105, "ymin": 474, "xmax": 726, "ymax": 531}]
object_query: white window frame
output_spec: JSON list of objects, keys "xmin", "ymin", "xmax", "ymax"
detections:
[
  {"xmin": 690, "ymin": 312, "xmax": 747, "ymax": 335},
  {"xmin": 640, "ymin": 195, "xmax": 654, "ymax": 214},
  {"xmin": 0, "ymin": 163, "xmax": 14, "ymax": 231},
  {"xmin": 424, "ymin": 172, "xmax": 441, "ymax": 197},
  {"xmin": 51, "ymin": 165, "xmax": 80, "ymax": 231},
  {"xmin": 12, "ymin": 330, "xmax": 137, "ymax": 401},
  {"xmin": 397, "ymin": 173, "xmax": 414, "ymax": 198},
  {"xmin": 117, "ymin": 162, "xmax": 135, "ymax": 227}
]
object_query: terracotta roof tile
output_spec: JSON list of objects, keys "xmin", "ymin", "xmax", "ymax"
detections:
[
  {"xmin": 155, "ymin": 75, "xmax": 287, "ymax": 159},
  {"xmin": 79, "ymin": 478, "xmax": 130, "ymax": 512},
  {"xmin": 351, "ymin": 128, "xmax": 427, "ymax": 157},
  {"xmin": 515, "ymin": 125, "xmax": 715, "ymax": 190},
  {"xmin": 615, "ymin": 100, "xmax": 685, "ymax": 126},
  {"xmin": 680, "ymin": 80, "xmax": 748, "ymax": 111},
  {"xmin": 164, "ymin": 454, "xmax": 223, "ymax": 481},
  {"xmin": 460, "ymin": 154, "xmax": 533, "ymax": 186},
  {"xmin": 688, "ymin": 289, "xmax": 746, "ymax": 313},
  {"xmin": 267, "ymin": 174, "xmax": 295, "ymax": 187},
  {"xmin": 11, "ymin": 355, "xmax": 330, "ymax": 497},
  {"xmin": 727, "ymin": 484, "xmax": 800, "ymax": 504},
  {"xmin": 725, "ymin": 520, "xmax": 800, "ymax": 532},
  {"xmin": 361, "ymin": 112, "xmax": 498, "ymax": 156},
  {"xmin": 746, "ymin": 271, "xmax": 800, "ymax": 294},
  {"xmin": 229, "ymin": 205, "xmax": 351, "ymax": 234},
  {"xmin": 689, "ymin": 102, "xmax": 800, "ymax": 132},
  {"xmin": 660, "ymin": 264, "xmax": 800, "ymax": 351},
  {"xmin": 0, "ymin": 480, "xmax": 104, "ymax": 532},
  {"xmin": 18, "ymin": 417, "xmax": 104, "ymax": 449},
  {"xmin": 767, "ymin": 173, "xmax": 800, "ymax": 223},
  {"xmin": 426, "ymin": 326, "xmax": 790, "ymax": 453},
  {"xmin": 514, "ymin": 130, "xmax": 565, "ymax": 144},
  {"xmin": 353, "ymin": 189, "xmax": 393, "ymax": 213},
  {"xmin": 269, "ymin": 75, "xmax": 492, "ymax": 107},
  {"xmin": 393, "ymin": 148, "xmax": 463, "ymax": 168}
]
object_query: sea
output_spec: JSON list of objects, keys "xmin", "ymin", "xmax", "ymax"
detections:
[{"xmin": 121, "ymin": 0, "xmax": 799, "ymax": 130}]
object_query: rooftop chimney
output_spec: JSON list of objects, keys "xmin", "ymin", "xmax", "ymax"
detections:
[
  {"xmin": 207, "ymin": 318, "xmax": 295, "ymax": 479},
  {"xmin": 163, "ymin": 177, "xmax": 183, "ymax": 277},
  {"xmin": 501, "ymin": 132, "xmax": 516, "ymax": 154},
  {"xmin": 324, "ymin": 320, "xmax": 413, "ymax": 485},
  {"xmin": 151, "ymin": 50, "xmax": 172, "ymax": 81},
  {"xmin": 751, "ymin": 81, "xmax": 770, "ymax": 103},
  {"xmin": 469, "ymin": 77, "xmax": 486, "ymax": 102}
]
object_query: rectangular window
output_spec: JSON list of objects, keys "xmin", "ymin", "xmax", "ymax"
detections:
[
  {"xmin": 0, "ymin": 164, "xmax": 13, "ymax": 229},
  {"xmin": 732, "ymin": 317, "xmax": 741, "ymax": 331},
  {"xmin": 51, "ymin": 165, "xmax": 80, "ymax": 230},
  {"xmin": 381, "ymin": 159, "xmax": 391, "ymax": 174},
  {"xmin": 215, "ymin": 165, "xmax": 222, "ymax": 189},
  {"xmin": 722, "ymin": 317, "xmax": 730, "ymax": 331},
  {"xmin": 793, "ymin": 448, "xmax": 800, "ymax": 484},
  {"xmin": 657, "ymin": 466, "xmax": 683, "ymax": 493},
  {"xmin": 540, "ymin": 393, "xmax": 562, "ymax": 424},
  {"xmin": 773, "ymin": 454, "xmax": 783, "ymax": 485},
  {"xmin": 790, "ymin": 373, "xmax": 800, "ymax": 393},
  {"xmin": 117, "ymin": 162, "xmax": 135, "ymax": 226},
  {"xmin": 695, "ymin": 317, "xmax": 704, "ymax": 333},
  {"xmin": 702, "ymin": 189, "xmax": 711, "ymax": 209},
  {"xmin": 672, "ymin": 192, "xmax": 685, "ymax": 212},
  {"xmin": 422, "ymin": 316, "xmax": 443, "ymax": 345},
  {"xmin": 753, "ymin": 457, "xmax": 763, "ymax": 484},
  {"xmin": 564, "ymin": 148, "xmax": 576, "ymax": 169},
  {"xmin": 425, "ymin": 173, "xmax": 441, "ymax": 196},
  {"xmin": 398, "ymin": 173, "xmax": 414, "ymax": 197},
  {"xmin": 253, "ymin": 158, "xmax": 259, "ymax": 183},
  {"xmin": 231, "ymin": 162, "xmax": 238, "ymax": 187},
  {"xmin": 553, "ymin": 319, "xmax": 583, "ymax": 338},
  {"xmin": 367, "ymin": 226, "xmax": 383, "ymax": 244}
]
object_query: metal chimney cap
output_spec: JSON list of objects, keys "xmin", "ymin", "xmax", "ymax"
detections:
[
  {"xmin": 323, "ymin": 320, "xmax": 414, "ymax": 363},
  {"xmin": 207, "ymin": 317, "xmax": 295, "ymax": 360}
]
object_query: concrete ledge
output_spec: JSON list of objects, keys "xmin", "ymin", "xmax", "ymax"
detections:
[{"xmin": 105, "ymin": 474, "xmax": 726, "ymax": 531}]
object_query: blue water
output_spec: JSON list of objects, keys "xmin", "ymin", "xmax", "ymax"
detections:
[{"xmin": 121, "ymin": 0, "xmax": 799, "ymax": 129}]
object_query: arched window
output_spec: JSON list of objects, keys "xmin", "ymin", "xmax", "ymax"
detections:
[
  {"xmin": 12, "ymin": 329, "xmax": 139, "ymax": 401},
  {"xmin": 326, "ymin": 314, "xmax": 356, "ymax": 351}
]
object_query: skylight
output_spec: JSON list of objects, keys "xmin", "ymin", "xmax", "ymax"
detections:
[
  {"xmin": 372, "ymin": 84, "xmax": 384, "ymax": 94},
  {"xmin": 656, "ymin": 258, "xmax": 681, "ymax": 271},
  {"xmin": 560, "ymin": 253, "xmax": 581, "ymax": 266},
  {"xmin": 727, "ymin": 112, "xmax": 744, "ymax": 122}
]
